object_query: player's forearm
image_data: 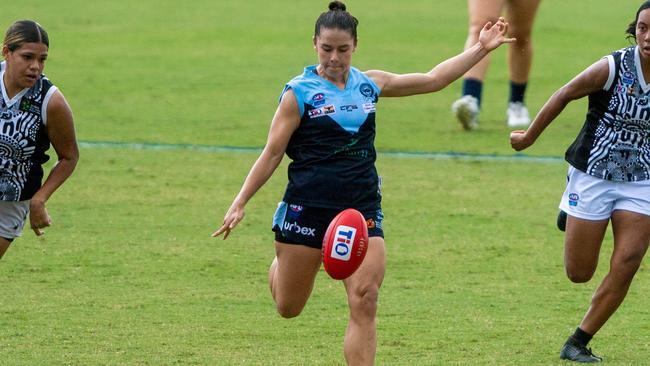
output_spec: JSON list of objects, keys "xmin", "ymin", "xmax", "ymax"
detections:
[
  {"xmin": 233, "ymin": 149, "xmax": 283, "ymax": 207},
  {"xmin": 31, "ymin": 155, "xmax": 78, "ymax": 205},
  {"xmin": 526, "ymin": 89, "xmax": 572, "ymax": 143},
  {"xmin": 427, "ymin": 42, "xmax": 488, "ymax": 91}
]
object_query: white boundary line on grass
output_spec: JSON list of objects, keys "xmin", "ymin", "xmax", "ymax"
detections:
[{"xmin": 78, "ymin": 140, "xmax": 564, "ymax": 164}]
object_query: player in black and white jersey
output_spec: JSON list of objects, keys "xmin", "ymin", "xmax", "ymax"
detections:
[
  {"xmin": 511, "ymin": 2, "xmax": 650, "ymax": 362},
  {"xmin": 0, "ymin": 20, "xmax": 78, "ymax": 259},
  {"xmin": 214, "ymin": 2, "xmax": 514, "ymax": 364}
]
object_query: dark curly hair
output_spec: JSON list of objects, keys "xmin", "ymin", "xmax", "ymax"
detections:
[
  {"xmin": 626, "ymin": 1, "xmax": 650, "ymax": 42},
  {"xmin": 314, "ymin": 1, "xmax": 359, "ymax": 41}
]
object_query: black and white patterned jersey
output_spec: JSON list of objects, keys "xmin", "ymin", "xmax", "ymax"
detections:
[
  {"xmin": 0, "ymin": 61, "xmax": 57, "ymax": 201},
  {"xmin": 566, "ymin": 46, "xmax": 650, "ymax": 182}
]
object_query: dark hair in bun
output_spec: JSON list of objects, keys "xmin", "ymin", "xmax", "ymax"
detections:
[
  {"xmin": 315, "ymin": 1, "xmax": 359, "ymax": 41},
  {"xmin": 329, "ymin": 1, "xmax": 346, "ymax": 11}
]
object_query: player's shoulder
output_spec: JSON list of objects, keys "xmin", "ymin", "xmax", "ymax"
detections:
[{"xmin": 610, "ymin": 45, "xmax": 635, "ymax": 59}]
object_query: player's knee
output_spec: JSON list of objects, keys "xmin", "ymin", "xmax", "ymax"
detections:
[
  {"xmin": 565, "ymin": 267, "xmax": 594, "ymax": 283},
  {"xmin": 611, "ymin": 252, "xmax": 644, "ymax": 278},
  {"xmin": 511, "ymin": 37, "xmax": 532, "ymax": 54},
  {"xmin": 349, "ymin": 284, "xmax": 380, "ymax": 315},
  {"xmin": 469, "ymin": 18, "xmax": 499, "ymax": 38},
  {"xmin": 275, "ymin": 302, "xmax": 304, "ymax": 319}
]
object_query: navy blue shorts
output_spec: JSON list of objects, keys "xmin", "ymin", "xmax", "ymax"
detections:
[{"xmin": 272, "ymin": 201, "xmax": 384, "ymax": 249}]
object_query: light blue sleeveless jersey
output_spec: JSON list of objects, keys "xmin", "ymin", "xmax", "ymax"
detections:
[{"xmin": 279, "ymin": 65, "xmax": 381, "ymax": 210}]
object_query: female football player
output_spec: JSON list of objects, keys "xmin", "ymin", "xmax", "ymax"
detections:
[
  {"xmin": 511, "ymin": 2, "xmax": 650, "ymax": 362},
  {"xmin": 0, "ymin": 20, "xmax": 78, "ymax": 258},
  {"xmin": 214, "ymin": 2, "xmax": 513, "ymax": 364}
]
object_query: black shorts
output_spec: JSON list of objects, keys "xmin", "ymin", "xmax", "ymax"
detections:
[{"xmin": 272, "ymin": 201, "xmax": 384, "ymax": 249}]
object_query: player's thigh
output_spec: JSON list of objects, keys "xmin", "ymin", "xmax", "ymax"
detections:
[
  {"xmin": 505, "ymin": 0, "xmax": 542, "ymax": 37},
  {"xmin": 565, "ymin": 215, "xmax": 609, "ymax": 271},
  {"xmin": 344, "ymin": 237, "xmax": 386, "ymax": 299},
  {"xmin": 0, "ymin": 237, "xmax": 11, "ymax": 258},
  {"xmin": 610, "ymin": 210, "xmax": 650, "ymax": 269},
  {"xmin": 273, "ymin": 241, "xmax": 322, "ymax": 300},
  {"xmin": 468, "ymin": 0, "xmax": 505, "ymax": 26}
]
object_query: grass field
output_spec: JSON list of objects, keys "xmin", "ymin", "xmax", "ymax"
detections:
[{"xmin": 2, "ymin": 0, "xmax": 650, "ymax": 365}]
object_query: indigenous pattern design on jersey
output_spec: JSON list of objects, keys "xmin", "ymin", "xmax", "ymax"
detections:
[
  {"xmin": 279, "ymin": 65, "xmax": 381, "ymax": 210},
  {"xmin": 0, "ymin": 61, "xmax": 56, "ymax": 201},
  {"xmin": 566, "ymin": 46, "xmax": 650, "ymax": 182}
]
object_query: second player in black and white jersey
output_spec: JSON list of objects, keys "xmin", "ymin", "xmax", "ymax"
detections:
[
  {"xmin": 510, "ymin": 2, "xmax": 650, "ymax": 362},
  {"xmin": 566, "ymin": 45, "xmax": 650, "ymax": 182}
]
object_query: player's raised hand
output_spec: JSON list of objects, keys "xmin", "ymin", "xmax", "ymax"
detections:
[{"xmin": 479, "ymin": 17, "xmax": 516, "ymax": 52}]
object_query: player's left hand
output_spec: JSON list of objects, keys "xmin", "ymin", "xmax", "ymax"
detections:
[
  {"xmin": 479, "ymin": 17, "xmax": 516, "ymax": 52},
  {"xmin": 29, "ymin": 199, "xmax": 51, "ymax": 236}
]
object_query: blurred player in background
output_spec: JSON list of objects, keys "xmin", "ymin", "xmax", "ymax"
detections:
[
  {"xmin": 214, "ymin": 1, "xmax": 514, "ymax": 364},
  {"xmin": 452, "ymin": 0, "xmax": 542, "ymax": 130},
  {"xmin": 0, "ymin": 20, "xmax": 78, "ymax": 259},
  {"xmin": 510, "ymin": 2, "xmax": 650, "ymax": 362}
]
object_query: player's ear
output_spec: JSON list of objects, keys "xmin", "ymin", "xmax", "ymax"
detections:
[{"xmin": 313, "ymin": 36, "xmax": 318, "ymax": 50}]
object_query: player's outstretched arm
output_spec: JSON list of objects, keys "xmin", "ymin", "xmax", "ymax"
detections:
[
  {"xmin": 212, "ymin": 89, "xmax": 300, "ymax": 239},
  {"xmin": 510, "ymin": 58, "xmax": 610, "ymax": 151},
  {"xmin": 367, "ymin": 17, "xmax": 515, "ymax": 97}
]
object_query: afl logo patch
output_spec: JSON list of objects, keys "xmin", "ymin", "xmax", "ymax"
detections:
[
  {"xmin": 622, "ymin": 71, "xmax": 635, "ymax": 85},
  {"xmin": 311, "ymin": 93, "xmax": 326, "ymax": 106},
  {"xmin": 359, "ymin": 83, "xmax": 374, "ymax": 98}
]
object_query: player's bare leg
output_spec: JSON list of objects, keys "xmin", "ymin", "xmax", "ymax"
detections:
[
  {"xmin": 0, "ymin": 237, "xmax": 11, "ymax": 259},
  {"xmin": 343, "ymin": 237, "xmax": 386, "ymax": 366},
  {"xmin": 268, "ymin": 242, "xmax": 322, "ymax": 318}
]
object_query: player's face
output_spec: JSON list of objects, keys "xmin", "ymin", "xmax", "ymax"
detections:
[
  {"xmin": 313, "ymin": 27, "xmax": 356, "ymax": 82},
  {"xmin": 636, "ymin": 9, "xmax": 650, "ymax": 60},
  {"xmin": 2, "ymin": 42, "xmax": 48, "ymax": 91}
]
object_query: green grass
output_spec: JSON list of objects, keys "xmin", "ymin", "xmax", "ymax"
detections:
[{"xmin": 1, "ymin": 0, "xmax": 649, "ymax": 365}]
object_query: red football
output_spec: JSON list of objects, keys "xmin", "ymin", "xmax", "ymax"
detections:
[{"xmin": 322, "ymin": 208, "xmax": 369, "ymax": 280}]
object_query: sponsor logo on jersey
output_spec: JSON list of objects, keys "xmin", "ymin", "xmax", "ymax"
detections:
[
  {"xmin": 311, "ymin": 93, "xmax": 326, "ymax": 106},
  {"xmin": 568, "ymin": 193, "xmax": 579, "ymax": 207},
  {"xmin": 330, "ymin": 225, "xmax": 356, "ymax": 261},
  {"xmin": 283, "ymin": 221, "xmax": 316, "ymax": 237},
  {"xmin": 308, "ymin": 108, "xmax": 324, "ymax": 119},
  {"xmin": 340, "ymin": 104, "xmax": 358, "ymax": 112},
  {"xmin": 622, "ymin": 71, "xmax": 635, "ymax": 85},
  {"xmin": 309, "ymin": 105, "xmax": 336, "ymax": 118},
  {"xmin": 366, "ymin": 218, "xmax": 375, "ymax": 229},
  {"xmin": 19, "ymin": 98, "xmax": 40, "ymax": 115},
  {"xmin": 323, "ymin": 105, "xmax": 336, "ymax": 115},
  {"xmin": 363, "ymin": 103, "xmax": 376, "ymax": 113}
]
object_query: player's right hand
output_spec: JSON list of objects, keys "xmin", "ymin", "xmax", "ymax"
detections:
[
  {"xmin": 510, "ymin": 130, "xmax": 533, "ymax": 151},
  {"xmin": 212, "ymin": 204, "xmax": 245, "ymax": 240}
]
